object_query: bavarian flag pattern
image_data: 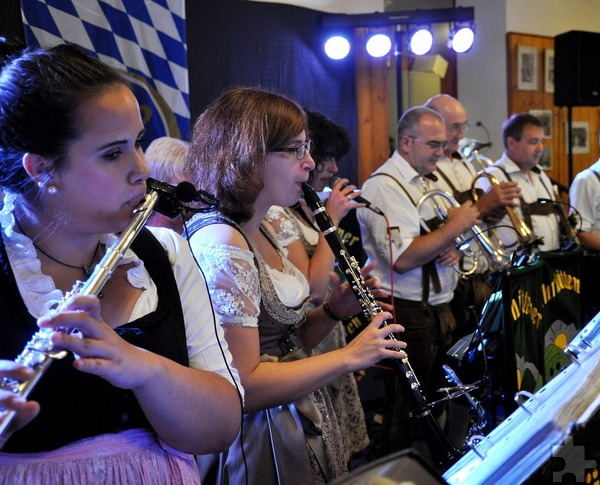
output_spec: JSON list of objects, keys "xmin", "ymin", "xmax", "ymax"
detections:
[{"xmin": 20, "ymin": 0, "xmax": 190, "ymax": 144}]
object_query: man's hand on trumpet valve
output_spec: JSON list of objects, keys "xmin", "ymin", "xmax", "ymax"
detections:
[
  {"xmin": 437, "ymin": 245, "xmax": 462, "ymax": 267},
  {"xmin": 475, "ymin": 180, "xmax": 521, "ymax": 221},
  {"xmin": 445, "ymin": 200, "xmax": 481, "ymax": 234}
]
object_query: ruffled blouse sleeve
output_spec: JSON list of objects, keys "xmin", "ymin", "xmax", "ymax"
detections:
[
  {"xmin": 265, "ymin": 205, "xmax": 300, "ymax": 250},
  {"xmin": 191, "ymin": 240, "xmax": 261, "ymax": 327}
]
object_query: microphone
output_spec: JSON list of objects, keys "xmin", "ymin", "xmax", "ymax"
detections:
[
  {"xmin": 174, "ymin": 181, "xmax": 219, "ymax": 207},
  {"xmin": 328, "ymin": 176, "xmax": 385, "ymax": 216},
  {"xmin": 475, "ymin": 121, "xmax": 492, "ymax": 148},
  {"xmin": 146, "ymin": 178, "xmax": 219, "ymax": 218},
  {"xmin": 442, "ymin": 364, "xmax": 487, "ymax": 431},
  {"xmin": 472, "ymin": 141, "xmax": 492, "ymax": 151}
]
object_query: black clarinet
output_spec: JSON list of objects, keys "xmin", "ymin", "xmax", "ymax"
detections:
[{"xmin": 301, "ymin": 182, "xmax": 461, "ymax": 466}]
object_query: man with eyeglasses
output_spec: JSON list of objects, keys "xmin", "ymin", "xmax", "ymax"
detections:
[
  {"xmin": 357, "ymin": 106, "xmax": 480, "ymax": 459},
  {"xmin": 425, "ymin": 94, "xmax": 520, "ymax": 223},
  {"xmin": 425, "ymin": 95, "xmax": 521, "ymax": 338},
  {"xmin": 423, "ymin": 95, "xmax": 524, "ymax": 449}
]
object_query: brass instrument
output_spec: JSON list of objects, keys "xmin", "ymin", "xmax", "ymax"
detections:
[
  {"xmin": 0, "ymin": 178, "xmax": 210, "ymax": 440},
  {"xmin": 467, "ymin": 150, "xmax": 494, "ymax": 172},
  {"xmin": 470, "ymin": 171, "xmax": 542, "ymax": 249},
  {"xmin": 416, "ymin": 189, "xmax": 511, "ymax": 277}
]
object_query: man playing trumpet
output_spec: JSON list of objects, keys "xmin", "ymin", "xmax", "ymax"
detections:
[
  {"xmin": 424, "ymin": 95, "xmax": 520, "ymax": 335},
  {"xmin": 357, "ymin": 106, "xmax": 480, "ymax": 459},
  {"xmin": 477, "ymin": 113, "xmax": 562, "ymax": 252}
]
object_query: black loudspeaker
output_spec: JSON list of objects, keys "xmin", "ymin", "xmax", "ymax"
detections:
[
  {"xmin": 331, "ymin": 449, "xmax": 446, "ymax": 485},
  {"xmin": 554, "ymin": 30, "xmax": 600, "ymax": 106}
]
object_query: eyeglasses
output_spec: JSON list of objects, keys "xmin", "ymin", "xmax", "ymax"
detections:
[
  {"xmin": 270, "ymin": 140, "xmax": 312, "ymax": 160},
  {"xmin": 408, "ymin": 136, "xmax": 448, "ymax": 151},
  {"xmin": 447, "ymin": 122, "xmax": 470, "ymax": 134}
]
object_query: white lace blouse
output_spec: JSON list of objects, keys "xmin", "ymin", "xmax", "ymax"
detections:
[
  {"xmin": 0, "ymin": 193, "xmax": 240, "ymax": 390},
  {"xmin": 188, "ymin": 220, "xmax": 310, "ymax": 328}
]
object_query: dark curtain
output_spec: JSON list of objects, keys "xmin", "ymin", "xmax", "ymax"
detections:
[{"xmin": 186, "ymin": 0, "xmax": 359, "ymax": 183}]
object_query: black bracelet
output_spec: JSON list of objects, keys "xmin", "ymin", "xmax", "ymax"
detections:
[{"xmin": 323, "ymin": 301, "xmax": 344, "ymax": 321}]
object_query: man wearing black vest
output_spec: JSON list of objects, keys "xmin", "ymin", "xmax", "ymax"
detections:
[
  {"xmin": 424, "ymin": 95, "xmax": 521, "ymax": 336},
  {"xmin": 480, "ymin": 113, "xmax": 561, "ymax": 252},
  {"xmin": 357, "ymin": 106, "xmax": 480, "ymax": 458}
]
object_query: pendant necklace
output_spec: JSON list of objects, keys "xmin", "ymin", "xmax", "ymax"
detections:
[
  {"xmin": 14, "ymin": 217, "xmax": 104, "ymax": 296},
  {"xmin": 32, "ymin": 240, "xmax": 101, "ymax": 278}
]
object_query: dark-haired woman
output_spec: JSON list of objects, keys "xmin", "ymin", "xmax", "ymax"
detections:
[{"xmin": 0, "ymin": 44, "xmax": 241, "ymax": 483}]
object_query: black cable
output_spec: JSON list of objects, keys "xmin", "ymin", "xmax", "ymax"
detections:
[{"xmin": 182, "ymin": 217, "xmax": 249, "ymax": 485}]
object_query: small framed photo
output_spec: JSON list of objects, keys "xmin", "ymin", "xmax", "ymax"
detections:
[
  {"xmin": 544, "ymin": 49, "xmax": 554, "ymax": 93},
  {"xmin": 529, "ymin": 109, "xmax": 552, "ymax": 139},
  {"xmin": 539, "ymin": 146, "xmax": 552, "ymax": 170},
  {"xmin": 565, "ymin": 121, "xmax": 590, "ymax": 154},
  {"xmin": 517, "ymin": 45, "xmax": 539, "ymax": 91}
]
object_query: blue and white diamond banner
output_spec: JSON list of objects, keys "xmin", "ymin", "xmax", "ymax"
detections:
[{"xmin": 20, "ymin": 0, "xmax": 189, "ymax": 143}]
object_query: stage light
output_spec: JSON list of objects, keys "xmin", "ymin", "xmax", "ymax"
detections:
[
  {"xmin": 366, "ymin": 33, "xmax": 392, "ymax": 58},
  {"xmin": 408, "ymin": 27, "xmax": 433, "ymax": 56},
  {"xmin": 448, "ymin": 22, "xmax": 475, "ymax": 53},
  {"xmin": 324, "ymin": 35, "xmax": 351, "ymax": 60}
]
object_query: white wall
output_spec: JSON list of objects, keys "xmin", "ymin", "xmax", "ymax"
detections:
[
  {"xmin": 459, "ymin": 0, "xmax": 600, "ymax": 160},
  {"xmin": 250, "ymin": 0, "xmax": 384, "ymax": 14},
  {"xmin": 506, "ymin": 0, "xmax": 600, "ymax": 37},
  {"xmin": 456, "ymin": 0, "xmax": 508, "ymax": 161}
]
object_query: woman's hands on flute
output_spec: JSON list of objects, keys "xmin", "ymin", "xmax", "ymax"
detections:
[{"xmin": 0, "ymin": 362, "xmax": 40, "ymax": 447}]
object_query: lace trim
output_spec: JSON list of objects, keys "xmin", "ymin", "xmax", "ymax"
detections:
[{"xmin": 0, "ymin": 195, "xmax": 153, "ymax": 319}]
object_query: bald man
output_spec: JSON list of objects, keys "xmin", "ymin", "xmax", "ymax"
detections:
[{"xmin": 425, "ymin": 94, "xmax": 520, "ymax": 221}]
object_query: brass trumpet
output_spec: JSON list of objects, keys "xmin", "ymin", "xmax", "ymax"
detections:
[
  {"xmin": 470, "ymin": 171, "xmax": 542, "ymax": 249},
  {"xmin": 416, "ymin": 189, "xmax": 511, "ymax": 278},
  {"xmin": 467, "ymin": 150, "xmax": 494, "ymax": 172}
]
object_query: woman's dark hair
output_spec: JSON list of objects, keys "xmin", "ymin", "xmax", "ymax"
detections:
[
  {"xmin": 0, "ymin": 43, "xmax": 127, "ymax": 194},
  {"xmin": 305, "ymin": 110, "xmax": 350, "ymax": 186},
  {"xmin": 187, "ymin": 87, "xmax": 307, "ymax": 224}
]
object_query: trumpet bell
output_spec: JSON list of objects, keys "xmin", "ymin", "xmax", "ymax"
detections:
[{"xmin": 417, "ymin": 189, "xmax": 509, "ymax": 278}]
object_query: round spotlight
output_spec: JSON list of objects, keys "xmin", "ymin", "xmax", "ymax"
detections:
[
  {"xmin": 450, "ymin": 27, "xmax": 475, "ymax": 53},
  {"xmin": 324, "ymin": 35, "xmax": 351, "ymax": 60},
  {"xmin": 366, "ymin": 34, "xmax": 392, "ymax": 58},
  {"xmin": 409, "ymin": 28, "xmax": 433, "ymax": 56}
]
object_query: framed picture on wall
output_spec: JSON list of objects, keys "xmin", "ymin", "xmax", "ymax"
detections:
[
  {"xmin": 544, "ymin": 49, "xmax": 554, "ymax": 93},
  {"xmin": 529, "ymin": 109, "xmax": 552, "ymax": 138},
  {"xmin": 517, "ymin": 45, "xmax": 539, "ymax": 91},
  {"xmin": 565, "ymin": 121, "xmax": 590, "ymax": 154},
  {"xmin": 540, "ymin": 146, "xmax": 552, "ymax": 170}
]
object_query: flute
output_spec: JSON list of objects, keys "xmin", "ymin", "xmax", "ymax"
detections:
[
  {"xmin": 0, "ymin": 178, "xmax": 188, "ymax": 440},
  {"xmin": 301, "ymin": 182, "xmax": 461, "ymax": 466}
]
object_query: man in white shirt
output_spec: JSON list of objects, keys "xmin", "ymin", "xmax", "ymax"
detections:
[
  {"xmin": 569, "ymin": 132, "xmax": 600, "ymax": 252},
  {"xmin": 358, "ymin": 106, "xmax": 480, "ymax": 457},
  {"xmin": 480, "ymin": 113, "xmax": 562, "ymax": 252},
  {"xmin": 424, "ymin": 95, "xmax": 521, "ymax": 333}
]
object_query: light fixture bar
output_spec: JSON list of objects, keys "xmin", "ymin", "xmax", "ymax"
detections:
[{"xmin": 321, "ymin": 7, "xmax": 474, "ymax": 29}]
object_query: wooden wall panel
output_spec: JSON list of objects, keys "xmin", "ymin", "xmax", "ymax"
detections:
[
  {"xmin": 355, "ymin": 28, "xmax": 391, "ymax": 185},
  {"xmin": 507, "ymin": 32, "xmax": 600, "ymax": 191}
]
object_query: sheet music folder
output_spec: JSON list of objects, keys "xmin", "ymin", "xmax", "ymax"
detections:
[{"xmin": 443, "ymin": 310, "xmax": 600, "ymax": 484}]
